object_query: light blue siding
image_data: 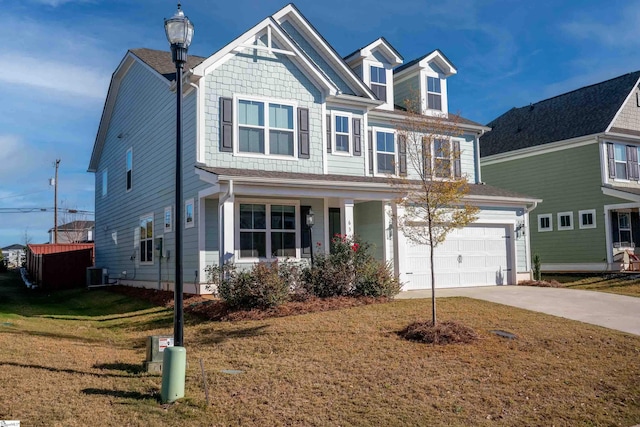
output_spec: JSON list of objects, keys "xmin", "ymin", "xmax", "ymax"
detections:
[
  {"xmin": 204, "ymin": 50, "xmax": 324, "ymax": 174},
  {"xmin": 394, "ymin": 75, "xmax": 420, "ymax": 109},
  {"xmin": 280, "ymin": 20, "xmax": 354, "ymax": 95},
  {"xmin": 354, "ymin": 201, "xmax": 385, "ymax": 260},
  {"xmin": 327, "ymin": 106, "xmax": 366, "ymax": 176},
  {"xmin": 95, "ymin": 59, "xmax": 204, "ymax": 284}
]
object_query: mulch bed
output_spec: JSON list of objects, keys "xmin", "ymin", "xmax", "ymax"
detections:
[{"xmin": 107, "ymin": 285, "xmax": 388, "ymax": 321}]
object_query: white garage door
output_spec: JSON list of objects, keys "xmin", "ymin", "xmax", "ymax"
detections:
[{"xmin": 403, "ymin": 225, "xmax": 511, "ymax": 290}]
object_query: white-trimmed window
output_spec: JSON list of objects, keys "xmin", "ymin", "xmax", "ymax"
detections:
[
  {"xmin": 370, "ymin": 65, "xmax": 387, "ymax": 102},
  {"xmin": 164, "ymin": 206, "xmax": 172, "ymax": 233},
  {"xmin": 237, "ymin": 97, "xmax": 295, "ymax": 157},
  {"xmin": 376, "ymin": 130, "xmax": 395, "ymax": 174},
  {"xmin": 126, "ymin": 148, "xmax": 132, "ymax": 191},
  {"xmin": 333, "ymin": 113, "xmax": 350, "ymax": 154},
  {"xmin": 427, "ymin": 76, "xmax": 442, "ymax": 111},
  {"xmin": 185, "ymin": 198, "xmax": 194, "ymax": 229},
  {"xmin": 238, "ymin": 202, "xmax": 298, "ymax": 259},
  {"xmin": 618, "ymin": 212, "xmax": 632, "ymax": 244},
  {"xmin": 102, "ymin": 169, "xmax": 108, "ymax": 197},
  {"xmin": 139, "ymin": 214, "xmax": 153, "ymax": 264},
  {"xmin": 614, "ymin": 144, "xmax": 628, "ymax": 179},
  {"xmin": 538, "ymin": 214, "xmax": 552, "ymax": 232},
  {"xmin": 557, "ymin": 212, "xmax": 573, "ymax": 230},
  {"xmin": 579, "ymin": 209, "xmax": 596, "ymax": 229},
  {"xmin": 434, "ymin": 138, "xmax": 452, "ymax": 178}
]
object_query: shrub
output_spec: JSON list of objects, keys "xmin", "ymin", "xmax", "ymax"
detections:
[
  {"xmin": 533, "ymin": 254, "xmax": 542, "ymax": 281},
  {"xmin": 209, "ymin": 261, "xmax": 291, "ymax": 310},
  {"xmin": 303, "ymin": 234, "xmax": 400, "ymax": 298}
]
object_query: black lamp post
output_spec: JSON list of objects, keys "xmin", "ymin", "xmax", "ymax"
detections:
[
  {"xmin": 306, "ymin": 209, "xmax": 315, "ymax": 265},
  {"xmin": 164, "ymin": 2, "xmax": 193, "ymax": 348}
]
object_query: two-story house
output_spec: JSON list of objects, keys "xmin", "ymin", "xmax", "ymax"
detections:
[
  {"xmin": 481, "ymin": 71, "xmax": 640, "ymax": 272},
  {"xmin": 88, "ymin": 4, "xmax": 538, "ymax": 293}
]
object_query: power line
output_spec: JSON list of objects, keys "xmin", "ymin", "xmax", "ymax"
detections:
[{"xmin": 0, "ymin": 207, "xmax": 94, "ymax": 215}]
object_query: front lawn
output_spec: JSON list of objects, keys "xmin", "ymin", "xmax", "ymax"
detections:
[
  {"xmin": 543, "ymin": 273, "xmax": 640, "ymax": 297},
  {"xmin": 0, "ymin": 271, "xmax": 639, "ymax": 426}
]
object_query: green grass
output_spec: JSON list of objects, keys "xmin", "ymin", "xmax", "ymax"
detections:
[
  {"xmin": 543, "ymin": 273, "xmax": 640, "ymax": 297},
  {"xmin": 1, "ymin": 271, "xmax": 639, "ymax": 426}
]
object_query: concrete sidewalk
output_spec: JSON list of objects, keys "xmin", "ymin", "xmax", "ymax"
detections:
[{"xmin": 397, "ymin": 286, "xmax": 640, "ymax": 336}]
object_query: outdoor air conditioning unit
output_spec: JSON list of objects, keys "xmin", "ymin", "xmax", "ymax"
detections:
[{"xmin": 86, "ymin": 267, "xmax": 109, "ymax": 287}]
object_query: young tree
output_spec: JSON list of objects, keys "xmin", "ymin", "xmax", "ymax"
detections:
[{"xmin": 393, "ymin": 97, "xmax": 479, "ymax": 325}]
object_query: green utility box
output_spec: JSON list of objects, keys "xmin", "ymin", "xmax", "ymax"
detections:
[
  {"xmin": 144, "ymin": 335, "xmax": 174, "ymax": 374},
  {"xmin": 161, "ymin": 346, "xmax": 187, "ymax": 403}
]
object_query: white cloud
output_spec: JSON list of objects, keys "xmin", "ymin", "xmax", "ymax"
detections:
[
  {"xmin": 30, "ymin": 0, "xmax": 93, "ymax": 6},
  {"xmin": 562, "ymin": 3, "xmax": 640, "ymax": 47}
]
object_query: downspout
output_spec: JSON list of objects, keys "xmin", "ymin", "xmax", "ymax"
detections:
[
  {"xmin": 218, "ymin": 179, "xmax": 234, "ymax": 268},
  {"xmin": 475, "ymin": 130, "xmax": 485, "ymax": 184},
  {"xmin": 524, "ymin": 200, "xmax": 539, "ymax": 278}
]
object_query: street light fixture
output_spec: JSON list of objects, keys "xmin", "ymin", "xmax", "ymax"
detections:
[
  {"xmin": 161, "ymin": 2, "xmax": 193, "ymax": 404},
  {"xmin": 306, "ymin": 209, "xmax": 315, "ymax": 265}
]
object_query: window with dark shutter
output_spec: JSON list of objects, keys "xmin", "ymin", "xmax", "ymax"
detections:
[
  {"xmin": 220, "ymin": 97, "xmax": 233, "ymax": 152},
  {"xmin": 352, "ymin": 118, "xmax": 361, "ymax": 156},
  {"xmin": 627, "ymin": 145, "xmax": 639, "ymax": 180},
  {"xmin": 298, "ymin": 108, "xmax": 310, "ymax": 159}
]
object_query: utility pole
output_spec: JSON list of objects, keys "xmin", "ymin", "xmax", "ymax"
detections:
[{"xmin": 53, "ymin": 159, "xmax": 60, "ymax": 244}]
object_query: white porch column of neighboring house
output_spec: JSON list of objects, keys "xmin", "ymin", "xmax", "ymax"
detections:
[
  {"xmin": 219, "ymin": 195, "xmax": 235, "ymax": 265},
  {"xmin": 342, "ymin": 199, "xmax": 355, "ymax": 238}
]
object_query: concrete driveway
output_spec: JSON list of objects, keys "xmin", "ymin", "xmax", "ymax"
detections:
[{"xmin": 397, "ymin": 286, "xmax": 640, "ymax": 336}]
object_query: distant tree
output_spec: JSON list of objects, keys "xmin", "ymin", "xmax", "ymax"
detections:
[
  {"xmin": 0, "ymin": 251, "xmax": 7, "ymax": 272},
  {"xmin": 393, "ymin": 97, "xmax": 479, "ymax": 325},
  {"xmin": 58, "ymin": 201, "xmax": 91, "ymax": 243}
]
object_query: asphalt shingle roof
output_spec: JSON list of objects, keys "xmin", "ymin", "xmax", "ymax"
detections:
[
  {"xmin": 480, "ymin": 71, "xmax": 640, "ymax": 157},
  {"xmin": 130, "ymin": 48, "xmax": 206, "ymax": 81}
]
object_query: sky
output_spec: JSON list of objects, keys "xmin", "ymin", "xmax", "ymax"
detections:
[{"xmin": 0, "ymin": 0, "xmax": 638, "ymax": 247}]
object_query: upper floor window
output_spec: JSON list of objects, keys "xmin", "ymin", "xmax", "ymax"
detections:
[
  {"xmin": 370, "ymin": 66, "xmax": 387, "ymax": 102},
  {"xmin": 557, "ymin": 211, "xmax": 573, "ymax": 231},
  {"xmin": 102, "ymin": 169, "xmax": 108, "ymax": 197},
  {"xmin": 434, "ymin": 139, "xmax": 451, "ymax": 178},
  {"xmin": 427, "ymin": 76, "xmax": 442, "ymax": 111},
  {"xmin": 126, "ymin": 148, "xmax": 132, "ymax": 191},
  {"xmin": 238, "ymin": 99, "xmax": 294, "ymax": 157},
  {"xmin": 607, "ymin": 142, "xmax": 639, "ymax": 181},
  {"xmin": 334, "ymin": 115, "xmax": 350, "ymax": 153},
  {"xmin": 139, "ymin": 214, "xmax": 153, "ymax": 264},
  {"xmin": 376, "ymin": 131, "xmax": 395, "ymax": 174}
]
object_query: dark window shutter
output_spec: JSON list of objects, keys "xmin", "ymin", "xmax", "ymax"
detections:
[
  {"xmin": 326, "ymin": 115, "xmax": 332, "ymax": 153},
  {"xmin": 398, "ymin": 134, "xmax": 407, "ymax": 176},
  {"xmin": 627, "ymin": 145, "xmax": 638, "ymax": 180},
  {"xmin": 607, "ymin": 143, "xmax": 615, "ymax": 178},
  {"xmin": 298, "ymin": 108, "xmax": 310, "ymax": 159},
  {"xmin": 453, "ymin": 140, "xmax": 462, "ymax": 178},
  {"xmin": 220, "ymin": 97, "xmax": 233, "ymax": 152},
  {"xmin": 611, "ymin": 212, "xmax": 620, "ymax": 244},
  {"xmin": 422, "ymin": 137, "xmax": 432, "ymax": 177},
  {"xmin": 352, "ymin": 118, "xmax": 361, "ymax": 156},
  {"xmin": 368, "ymin": 130, "xmax": 374, "ymax": 174}
]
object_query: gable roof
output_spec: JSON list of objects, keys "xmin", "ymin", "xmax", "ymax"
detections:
[
  {"xmin": 343, "ymin": 37, "xmax": 404, "ymax": 66},
  {"xmin": 48, "ymin": 220, "xmax": 95, "ymax": 233},
  {"xmin": 480, "ymin": 71, "xmax": 640, "ymax": 157},
  {"xmin": 393, "ymin": 49, "xmax": 457, "ymax": 77},
  {"xmin": 2, "ymin": 244, "xmax": 25, "ymax": 251},
  {"xmin": 131, "ymin": 48, "xmax": 206, "ymax": 81}
]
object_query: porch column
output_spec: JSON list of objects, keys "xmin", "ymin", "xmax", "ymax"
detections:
[
  {"xmin": 219, "ymin": 196, "xmax": 235, "ymax": 265},
  {"xmin": 342, "ymin": 199, "xmax": 354, "ymax": 238},
  {"xmin": 604, "ymin": 208, "xmax": 612, "ymax": 265}
]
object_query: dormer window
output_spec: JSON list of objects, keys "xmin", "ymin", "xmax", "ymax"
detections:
[
  {"xmin": 370, "ymin": 66, "xmax": 387, "ymax": 101},
  {"xmin": 427, "ymin": 76, "xmax": 442, "ymax": 111}
]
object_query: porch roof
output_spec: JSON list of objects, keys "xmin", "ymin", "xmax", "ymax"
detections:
[{"xmin": 195, "ymin": 165, "xmax": 538, "ymax": 202}]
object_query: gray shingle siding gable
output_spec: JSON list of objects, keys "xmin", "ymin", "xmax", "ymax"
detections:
[{"xmin": 480, "ymin": 71, "xmax": 640, "ymax": 157}]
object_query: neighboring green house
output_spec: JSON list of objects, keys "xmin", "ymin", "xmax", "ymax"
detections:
[{"xmin": 480, "ymin": 71, "xmax": 640, "ymax": 272}]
